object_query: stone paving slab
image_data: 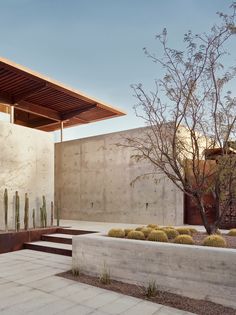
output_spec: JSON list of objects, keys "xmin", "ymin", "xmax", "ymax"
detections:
[{"xmin": 0, "ymin": 250, "xmax": 196, "ymax": 315}]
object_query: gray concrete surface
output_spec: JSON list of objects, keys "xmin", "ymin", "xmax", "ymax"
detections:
[
  {"xmin": 0, "ymin": 249, "xmax": 195, "ymax": 315},
  {"xmin": 0, "ymin": 121, "xmax": 54, "ymax": 230},
  {"xmin": 72, "ymin": 232, "xmax": 236, "ymax": 309},
  {"xmin": 55, "ymin": 127, "xmax": 183, "ymax": 225}
]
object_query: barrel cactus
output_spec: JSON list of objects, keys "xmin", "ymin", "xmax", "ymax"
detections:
[
  {"xmin": 124, "ymin": 228, "xmax": 133, "ymax": 236},
  {"xmin": 108, "ymin": 228, "xmax": 125, "ymax": 238},
  {"xmin": 127, "ymin": 230, "xmax": 145, "ymax": 240},
  {"xmin": 203, "ymin": 235, "xmax": 227, "ymax": 248},
  {"xmin": 176, "ymin": 227, "xmax": 191, "ymax": 235},
  {"xmin": 174, "ymin": 235, "xmax": 194, "ymax": 245},
  {"xmin": 148, "ymin": 230, "xmax": 168, "ymax": 242},
  {"xmin": 164, "ymin": 228, "xmax": 179, "ymax": 240},
  {"xmin": 135, "ymin": 226, "xmax": 145, "ymax": 231},
  {"xmin": 228, "ymin": 229, "xmax": 236, "ymax": 236},
  {"xmin": 141, "ymin": 227, "xmax": 153, "ymax": 238}
]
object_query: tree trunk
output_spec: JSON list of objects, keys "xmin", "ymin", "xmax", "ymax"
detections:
[{"xmin": 195, "ymin": 196, "xmax": 217, "ymax": 235}]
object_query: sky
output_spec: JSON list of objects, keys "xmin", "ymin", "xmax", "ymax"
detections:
[{"xmin": 0, "ymin": 0, "xmax": 235, "ymax": 142}]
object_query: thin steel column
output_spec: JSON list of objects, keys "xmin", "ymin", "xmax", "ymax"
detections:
[
  {"xmin": 60, "ymin": 121, "xmax": 64, "ymax": 142},
  {"xmin": 10, "ymin": 105, "xmax": 14, "ymax": 124}
]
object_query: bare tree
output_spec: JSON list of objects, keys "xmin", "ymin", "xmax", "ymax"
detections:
[{"xmin": 126, "ymin": 3, "xmax": 236, "ymax": 234}]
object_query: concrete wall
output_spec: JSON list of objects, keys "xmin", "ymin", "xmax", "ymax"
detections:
[
  {"xmin": 0, "ymin": 121, "xmax": 54, "ymax": 230},
  {"xmin": 73, "ymin": 233, "xmax": 236, "ymax": 309},
  {"xmin": 55, "ymin": 127, "xmax": 183, "ymax": 225}
]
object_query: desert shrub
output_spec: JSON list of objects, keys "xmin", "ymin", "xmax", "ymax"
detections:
[
  {"xmin": 147, "ymin": 224, "xmax": 158, "ymax": 229},
  {"xmin": 203, "ymin": 235, "xmax": 227, "ymax": 248},
  {"xmin": 174, "ymin": 235, "xmax": 194, "ymax": 245},
  {"xmin": 141, "ymin": 227, "xmax": 153, "ymax": 237},
  {"xmin": 176, "ymin": 227, "xmax": 191, "ymax": 235},
  {"xmin": 164, "ymin": 228, "xmax": 179, "ymax": 240},
  {"xmin": 127, "ymin": 230, "xmax": 145, "ymax": 240},
  {"xmin": 147, "ymin": 230, "xmax": 168, "ymax": 242},
  {"xmin": 135, "ymin": 226, "xmax": 145, "ymax": 231},
  {"xmin": 124, "ymin": 228, "xmax": 133, "ymax": 236},
  {"xmin": 228, "ymin": 228, "xmax": 236, "ymax": 236},
  {"xmin": 108, "ymin": 228, "xmax": 125, "ymax": 238}
]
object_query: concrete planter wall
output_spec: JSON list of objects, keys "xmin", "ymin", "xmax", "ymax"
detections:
[{"xmin": 73, "ymin": 233, "xmax": 236, "ymax": 309}]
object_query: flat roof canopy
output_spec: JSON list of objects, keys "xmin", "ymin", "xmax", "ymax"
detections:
[{"xmin": 0, "ymin": 57, "xmax": 125, "ymax": 131}]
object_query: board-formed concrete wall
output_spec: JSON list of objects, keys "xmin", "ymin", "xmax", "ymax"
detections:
[
  {"xmin": 73, "ymin": 233, "xmax": 236, "ymax": 309},
  {"xmin": 0, "ymin": 121, "xmax": 54, "ymax": 230},
  {"xmin": 55, "ymin": 127, "xmax": 183, "ymax": 225}
]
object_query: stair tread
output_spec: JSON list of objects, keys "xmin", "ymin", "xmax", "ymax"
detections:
[
  {"xmin": 42, "ymin": 233, "xmax": 73, "ymax": 239},
  {"xmin": 24, "ymin": 241, "xmax": 72, "ymax": 250}
]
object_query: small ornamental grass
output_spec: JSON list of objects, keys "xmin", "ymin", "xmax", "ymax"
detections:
[
  {"xmin": 127, "ymin": 230, "xmax": 145, "ymax": 240},
  {"xmin": 148, "ymin": 230, "xmax": 168, "ymax": 242},
  {"xmin": 145, "ymin": 280, "xmax": 158, "ymax": 298},
  {"xmin": 141, "ymin": 227, "xmax": 153, "ymax": 238},
  {"xmin": 228, "ymin": 228, "xmax": 236, "ymax": 236},
  {"xmin": 108, "ymin": 228, "xmax": 125, "ymax": 238},
  {"xmin": 174, "ymin": 235, "xmax": 194, "ymax": 245},
  {"xmin": 176, "ymin": 227, "xmax": 191, "ymax": 235},
  {"xmin": 163, "ymin": 228, "xmax": 179, "ymax": 240},
  {"xmin": 203, "ymin": 235, "xmax": 227, "ymax": 248}
]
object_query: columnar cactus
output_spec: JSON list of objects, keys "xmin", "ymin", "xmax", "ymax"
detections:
[
  {"xmin": 50, "ymin": 201, "xmax": 54, "ymax": 226},
  {"xmin": 15, "ymin": 191, "xmax": 20, "ymax": 232},
  {"xmin": 40, "ymin": 196, "xmax": 47, "ymax": 228},
  {"xmin": 4, "ymin": 188, "xmax": 8, "ymax": 231},
  {"xmin": 24, "ymin": 193, "xmax": 29, "ymax": 230},
  {"xmin": 56, "ymin": 205, "xmax": 60, "ymax": 227},
  {"xmin": 32, "ymin": 208, "xmax": 36, "ymax": 229}
]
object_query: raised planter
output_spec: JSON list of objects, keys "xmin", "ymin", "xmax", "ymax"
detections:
[{"xmin": 72, "ymin": 233, "xmax": 236, "ymax": 309}]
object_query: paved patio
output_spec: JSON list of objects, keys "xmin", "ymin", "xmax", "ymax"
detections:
[{"xmin": 0, "ymin": 249, "xmax": 195, "ymax": 315}]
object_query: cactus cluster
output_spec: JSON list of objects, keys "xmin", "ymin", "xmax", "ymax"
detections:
[{"xmin": 2, "ymin": 189, "xmax": 55, "ymax": 231}]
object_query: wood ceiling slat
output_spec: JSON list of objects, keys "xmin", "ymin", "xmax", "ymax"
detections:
[{"xmin": 0, "ymin": 58, "xmax": 125, "ymax": 131}]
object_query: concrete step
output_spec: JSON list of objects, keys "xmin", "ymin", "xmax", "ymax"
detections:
[
  {"xmin": 57, "ymin": 227, "xmax": 98, "ymax": 235},
  {"xmin": 41, "ymin": 233, "xmax": 72, "ymax": 244},
  {"xmin": 24, "ymin": 241, "xmax": 72, "ymax": 256}
]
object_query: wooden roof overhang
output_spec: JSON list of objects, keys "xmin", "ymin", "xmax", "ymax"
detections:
[{"xmin": 0, "ymin": 58, "xmax": 125, "ymax": 131}]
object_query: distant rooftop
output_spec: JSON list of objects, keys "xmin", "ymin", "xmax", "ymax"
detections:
[{"xmin": 0, "ymin": 57, "xmax": 125, "ymax": 132}]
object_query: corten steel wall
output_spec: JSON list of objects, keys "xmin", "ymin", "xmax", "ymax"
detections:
[
  {"xmin": 0, "ymin": 121, "xmax": 54, "ymax": 230},
  {"xmin": 55, "ymin": 127, "xmax": 183, "ymax": 225}
]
